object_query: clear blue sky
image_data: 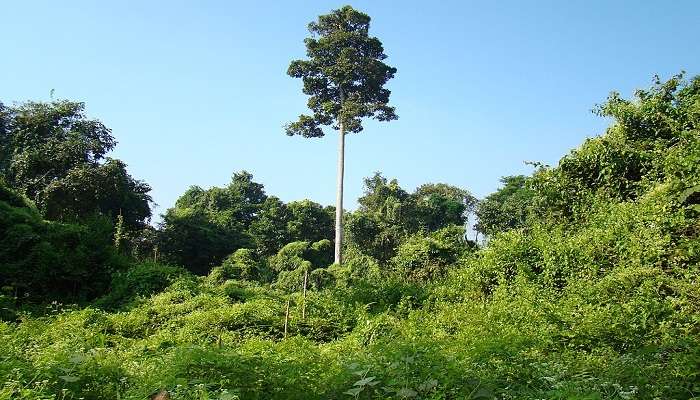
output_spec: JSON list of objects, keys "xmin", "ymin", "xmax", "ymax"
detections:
[{"xmin": 2, "ymin": 1, "xmax": 698, "ymax": 220}]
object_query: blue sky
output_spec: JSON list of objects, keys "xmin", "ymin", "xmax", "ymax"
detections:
[{"xmin": 2, "ymin": 1, "xmax": 698, "ymax": 220}]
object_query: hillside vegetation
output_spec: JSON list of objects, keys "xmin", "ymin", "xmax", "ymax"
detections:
[{"xmin": 1, "ymin": 75, "xmax": 699, "ymax": 399}]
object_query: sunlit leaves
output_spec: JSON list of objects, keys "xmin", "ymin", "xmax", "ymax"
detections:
[{"xmin": 286, "ymin": 6, "xmax": 397, "ymax": 137}]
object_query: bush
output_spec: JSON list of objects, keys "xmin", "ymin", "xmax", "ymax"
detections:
[
  {"xmin": 96, "ymin": 262, "xmax": 191, "ymax": 308},
  {"xmin": 308, "ymin": 268, "xmax": 335, "ymax": 290},
  {"xmin": 0, "ymin": 183, "xmax": 125, "ymax": 302},
  {"xmin": 391, "ymin": 225, "xmax": 472, "ymax": 282},
  {"xmin": 268, "ymin": 240, "xmax": 333, "ymax": 285},
  {"xmin": 329, "ymin": 248, "xmax": 382, "ymax": 286},
  {"xmin": 268, "ymin": 241, "xmax": 310, "ymax": 273},
  {"xmin": 308, "ymin": 239, "xmax": 333, "ymax": 268},
  {"xmin": 273, "ymin": 261, "xmax": 312, "ymax": 292},
  {"xmin": 209, "ymin": 248, "xmax": 269, "ymax": 284}
]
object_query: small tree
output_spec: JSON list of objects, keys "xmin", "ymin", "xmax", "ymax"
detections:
[{"xmin": 286, "ymin": 6, "xmax": 398, "ymax": 265}]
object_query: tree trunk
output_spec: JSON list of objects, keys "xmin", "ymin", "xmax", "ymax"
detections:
[{"xmin": 334, "ymin": 122, "xmax": 345, "ymax": 265}]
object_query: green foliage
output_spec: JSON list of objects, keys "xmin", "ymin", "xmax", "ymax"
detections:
[
  {"xmin": 308, "ymin": 267, "xmax": 335, "ymax": 290},
  {"xmin": 268, "ymin": 240, "xmax": 332, "ymax": 274},
  {"xmin": 265, "ymin": 240, "xmax": 333, "ymax": 292},
  {"xmin": 0, "ymin": 179, "xmax": 32, "ymax": 209},
  {"xmin": 345, "ymin": 211, "xmax": 397, "ymax": 262},
  {"xmin": 2, "ymin": 75, "xmax": 700, "ymax": 400},
  {"xmin": 286, "ymin": 200, "xmax": 335, "ymax": 244},
  {"xmin": 248, "ymin": 198, "xmax": 335, "ymax": 257},
  {"xmin": 157, "ymin": 207, "xmax": 249, "ymax": 275},
  {"xmin": 248, "ymin": 196, "xmax": 292, "ymax": 256},
  {"xmin": 210, "ymin": 249, "xmax": 269, "ymax": 284},
  {"xmin": 173, "ymin": 171, "xmax": 267, "ymax": 228},
  {"xmin": 475, "ymin": 175, "xmax": 534, "ymax": 237},
  {"xmin": 308, "ymin": 239, "xmax": 333, "ymax": 268},
  {"xmin": 347, "ymin": 173, "xmax": 474, "ymax": 262},
  {"xmin": 158, "ymin": 172, "xmax": 267, "ymax": 274},
  {"xmin": 96, "ymin": 262, "xmax": 191, "ymax": 309},
  {"xmin": 0, "ymin": 182, "xmax": 125, "ymax": 302},
  {"xmin": 392, "ymin": 225, "xmax": 473, "ymax": 282},
  {"xmin": 273, "ymin": 261, "xmax": 312, "ymax": 292},
  {"xmin": 529, "ymin": 73, "xmax": 700, "ymax": 224},
  {"xmin": 286, "ymin": 6, "xmax": 397, "ymax": 137},
  {"xmin": 0, "ymin": 100, "xmax": 152, "ymax": 229},
  {"xmin": 268, "ymin": 241, "xmax": 312, "ymax": 273},
  {"xmin": 328, "ymin": 247, "xmax": 382, "ymax": 285},
  {"xmin": 413, "ymin": 183, "xmax": 477, "ymax": 231},
  {"xmin": 159, "ymin": 172, "xmax": 334, "ymax": 274}
]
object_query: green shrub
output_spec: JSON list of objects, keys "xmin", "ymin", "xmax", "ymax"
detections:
[
  {"xmin": 268, "ymin": 240, "xmax": 334, "ymax": 287},
  {"xmin": 268, "ymin": 241, "xmax": 310, "ymax": 273},
  {"xmin": 308, "ymin": 239, "xmax": 333, "ymax": 268},
  {"xmin": 209, "ymin": 248, "xmax": 269, "ymax": 284},
  {"xmin": 273, "ymin": 261, "xmax": 312, "ymax": 292},
  {"xmin": 0, "ymin": 183, "xmax": 126, "ymax": 302},
  {"xmin": 96, "ymin": 262, "xmax": 191, "ymax": 308},
  {"xmin": 391, "ymin": 225, "xmax": 472, "ymax": 282}
]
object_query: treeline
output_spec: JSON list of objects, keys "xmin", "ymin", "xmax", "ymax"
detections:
[
  {"xmin": 3, "ymin": 73, "xmax": 699, "ymax": 307},
  {"xmin": 0, "ymin": 99, "xmax": 485, "ymax": 304}
]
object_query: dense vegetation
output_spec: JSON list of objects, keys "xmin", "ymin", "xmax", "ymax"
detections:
[{"xmin": 1, "ymin": 49, "xmax": 699, "ymax": 400}]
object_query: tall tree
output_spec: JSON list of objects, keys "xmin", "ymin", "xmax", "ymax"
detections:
[
  {"xmin": 286, "ymin": 6, "xmax": 398, "ymax": 264},
  {"xmin": 157, "ymin": 171, "xmax": 267, "ymax": 273},
  {"xmin": 249, "ymin": 196, "xmax": 292, "ymax": 256},
  {"xmin": 286, "ymin": 199, "xmax": 335, "ymax": 244},
  {"xmin": 475, "ymin": 175, "xmax": 534, "ymax": 237},
  {"xmin": 346, "ymin": 173, "xmax": 415, "ymax": 262},
  {"xmin": 0, "ymin": 100, "xmax": 152, "ymax": 228},
  {"xmin": 412, "ymin": 183, "xmax": 477, "ymax": 231}
]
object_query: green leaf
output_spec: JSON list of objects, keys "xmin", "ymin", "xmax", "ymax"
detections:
[
  {"xmin": 59, "ymin": 375, "xmax": 79, "ymax": 383},
  {"xmin": 344, "ymin": 387, "xmax": 364, "ymax": 396},
  {"xmin": 354, "ymin": 376, "xmax": 376, "ymax": 386},
  {"xmin": 69, "ymin": 354, "xmax": 86, "ymax": 364},
  {"xmin": 418, "ymin": 379, "xmax": 438, "ymax": 391}
]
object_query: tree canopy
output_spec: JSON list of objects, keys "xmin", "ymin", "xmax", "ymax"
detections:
[
  {"xmin": 157, "ymin": 171, "xmax": 336, "ymax": 273},
  {"xmin": 474, "ymin": 175, "xmax": 534, "ymax": 237},
  {"xmin": 0, "ymin": 100, "xmax": 152, "ymax": 229},
  {"xmin": 285, "ymin": 5, "xmax": 397, "ymax": 137}
]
